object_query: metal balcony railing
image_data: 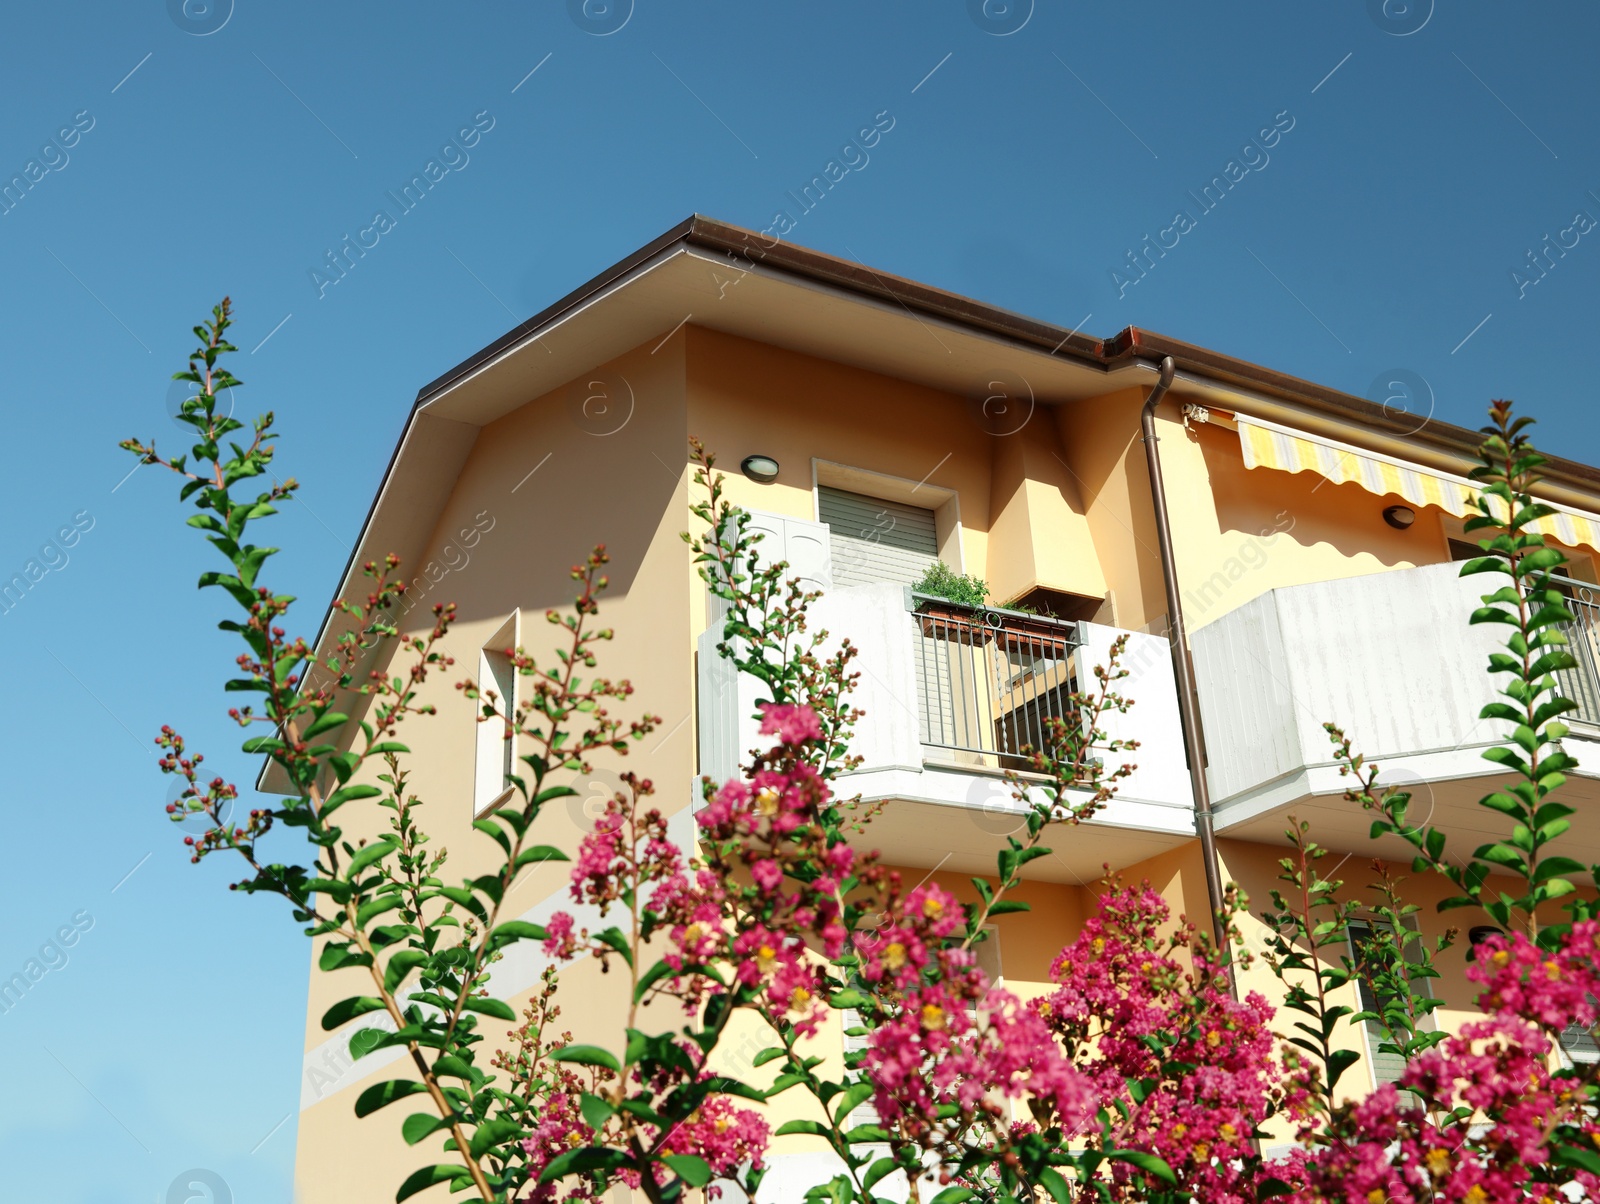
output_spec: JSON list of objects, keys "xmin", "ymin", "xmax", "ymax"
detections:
[
  {"xmin": 909, "ymin": 592, "xmax": 1081, "ymax": 768},
  {"xmin": 1554, "ymin": 576, "xmax": 1600, "ymax": 727}
]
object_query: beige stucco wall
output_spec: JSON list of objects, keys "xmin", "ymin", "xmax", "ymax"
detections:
[{"xmin": 297, "ymin": 335, "xmax": 698, "ymax": 1201}]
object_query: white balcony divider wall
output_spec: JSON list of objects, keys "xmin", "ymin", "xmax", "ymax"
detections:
[
  {"xmin": 697, "ymin": 510, "xmax": 834, "ymax": 786},
  {"xmin": 1189, "ymin": 560, "xmax": 1600, "ymax": 827}
]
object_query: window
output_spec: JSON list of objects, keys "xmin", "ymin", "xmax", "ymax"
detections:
[
  {"xmin": 474, "ymin": 612, "xmax": 520, "ymax": 815},
  {"xmin": 1347, "ymin": 917, "xmax": 1433, "ymax": 1088},
  {"xmin": 818, "ymin": 485, "xmax": 938, "ymax": 588},
  {"xmin": 974, "ymin": 924, "xmax": 1003, "ymax": 987}
]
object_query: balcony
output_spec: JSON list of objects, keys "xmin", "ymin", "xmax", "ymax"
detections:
[
  {"xmin": 909, "ymin": 593, "xmax": 1082, "ymax": 772},
  {"xmin": 1190, "ymin": 561, "xmax": 1600, "ymax": 861},
  {"xmin": 696, "ymin": 584, "xmax": 1195, "ymax": 881}
]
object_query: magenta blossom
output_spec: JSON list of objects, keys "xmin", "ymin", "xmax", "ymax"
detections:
[{"xmin": 756, "ymin": 701, "xmax": 822, "ymax": 745}]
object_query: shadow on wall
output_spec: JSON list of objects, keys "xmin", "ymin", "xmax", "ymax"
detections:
[
  {"xmin": 1220, "ymin": 837, "xmax": 1482, "ymax": 1013},
  {"xmin": 1195, "ymin": 422, "xmax": 1441, "ymax": 572}
]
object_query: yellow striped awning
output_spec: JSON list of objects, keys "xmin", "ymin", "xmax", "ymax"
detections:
[{"xmin": 1237, "ymin": 416, "xmax": 1600, "ymax": 553}]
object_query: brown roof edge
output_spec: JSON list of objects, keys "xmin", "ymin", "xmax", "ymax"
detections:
[
  {"xmin": 1106, "ymin": 327, "xmax": 1600, "ymax": 497},
  {"xmin": 678, "ymin": 216, "xmax": 1108, "ymax": 364}
]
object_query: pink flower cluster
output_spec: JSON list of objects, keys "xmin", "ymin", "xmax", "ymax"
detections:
[
  {"xmin": 865, "ymin": 982, "xmax": 1096, "ymax": 1141},
  {"xmin": 696, "ymin": 765, "xmax": 825, "ymax": 841},
  {"xmin": 544, "ymin": 775, "xmax": 679, "ymax": 967},
  {"xmin": 1294, "ymin": 1018, "xmax": 1600, "ymax": 1202},
  {"xmin": 1290, "ymin": 923, "xmax": 1600, "ymax": 1203},
  {"xmin": 1468, "ymin": 920, "xmax": 1600, "ymax": 1033},
  {"xmin": 756, "ymin": 701, "xmax": 822, "ymax": 746},
  {"xmin": 1046, "ymin": 885, "xmax": 1310, "ymax": 1202},
  {"xmin": 519, "ymin": 1091, "xmax": 601, "ymax": 1203},
  {"xmin": 857, "ymin": 881, "xmax": 1095, "ymax": 1142},
  {"xmin": 659, "ymin": 1093, "xmax": 770, "ymax": 1199},
  {"xmin": 683, "ymin": 704, "xmax": 862, "ymax": 1036}
]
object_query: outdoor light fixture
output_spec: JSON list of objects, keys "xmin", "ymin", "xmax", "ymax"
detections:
[
  {"xmin": 1382, "ymin": 505, "xmax": 1416, "ymax": 530},
  {"xmin": 741, "ymin": 455, "xmax": 780, "ymax": 483}
]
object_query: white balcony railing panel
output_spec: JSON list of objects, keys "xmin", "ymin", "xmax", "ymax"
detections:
[
  {"xmin": 696, "ymin": 586, "xmax": 1195, "ymax": 841},
  {"xmin": 696, "ymin": 584, "xmax": 924, "ymax": 785},
  {"xmin": 1192, "ymin": 562, "xmax": 1512, "ymax": 819},
  {"xmin": 1079, "ymin": 621, "xmax": 1196, "ymax": 815}
]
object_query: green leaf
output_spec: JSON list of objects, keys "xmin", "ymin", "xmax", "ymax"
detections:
[
  {"xmin": 986, "ymin": 899, "xmax": 1031, "ymax": 916},
  {"xmin": 1478, "ymin": 842, "xmax": 1526, "ymax": 869},
  {"xmin": 321, "ymin": 995, "xmax": 387, "ymax": 1031},
  {"xmin": 430, "ymin": 1055, "xmax": 478, "ymax": 1081},
  {"xmin": 1326, "ymin": 1047, "xmax": 1361, "ymax": 1090},
  {"xmin": 579, "ymin": 1093, "xmax": 615, "ymax": 1131},
  {"xmin": 319, "ymin": 943, "xmax": 371, "ymax": 972},
  {"xmin": 395, "ymin": 1164, "xmax": 470, "ymax": 1202},
  {"xmin": 358, "ymin": 895, "xmax": 405, "ymax": 928},
  {"xmin": 383, "ymin": 950, "xmax": 428, "ymax": 995},
  {"xmin": 401, "ymin": 1111, "xmax": 453, "ymax": 1146},
  {"xmin": 1554, "ymin": 1141, "xmax": 1600, "ymax": 1176},
  {"xmin": 831, "ymin": 1081, "xmax": 876, "ymax": 1124},
  {"xmin": 487, "ymin": 920, "xmax": 548, "ymax": 952},
  {"xmin": 325, "ymin": 783, "xmax": 383, "ymax": 816},
  {"xmin": 1533, "ymin": 855, "xmax": 1586, "ymax": 883},
  {"xmin": 470, "ymin": 1117, "xmax": 525, "ymax": 1159},
  {"xmin": 661, "ymin": 1154, "xmax": 712, "ymax": 1186},
  {"xmin": 539, "ymin": 1146, "xmax": 631, "ymax": 1183},
  {"xmin": 327, "ymin": 751, "xmax": 360, "ymax": 784},
  {"xmin": 774, "ymin": 1120, "xmax": 830, "ymax": 1137},
  {"xmin": 633, "ymin": 958, "xmax": 681, "ymax": 1004},
  {"xmin": 929, "ymin": 1190, "xmax": 976, "ymax": 1204},
  {"xmin": 861, "ymin": 1156, "xmax": 898, "ymax": 1191},
  {"xmin": 1106, "ymin": 1149, "xmax": 1177, "ymax": 1185},
  {"xmin": 1037, "ymin": 1168, "xmax": 1073, "ymax": 1204},
  {"xmin": 461, "ymin": 995, "xmax": 517, "ymax": 1022},
  {"xmin": 472, "ymin": 819, "xmax": 511, "ymax": 856},
  {"xmin": 593, "ymin": 926, "xmax": 633, "ymax": 967},
  {"xmin": 304, "ymin": 711, "xmax": 350, "ymax": 739},
  {"xmin": 514, "ymin": 844, "xmax": 570, "ymax": 871},
  {"xmin": 347, "ymin": 838, "xmax": 398, "ymax": 878},
  {"xmin": 354, "ymin": 1079, "xmax": 428, "ymax": 1118},
  {"xmin": 554, "ymin": 1044, "xmax": 621, "ymax": 1073}
]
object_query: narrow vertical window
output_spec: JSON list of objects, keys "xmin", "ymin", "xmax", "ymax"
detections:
[{"xmin": 475, "ymin": 612, "xmax": 520, "ymax": 814}]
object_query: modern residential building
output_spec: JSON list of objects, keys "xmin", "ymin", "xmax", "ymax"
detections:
[{"xmin": 287, "ymin": 216, "xmax": 1600, "ymax": 1200}]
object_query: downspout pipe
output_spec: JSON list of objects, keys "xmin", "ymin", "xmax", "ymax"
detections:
[{"xmin": 1139, "ymin": 356, "xmax": 1230, "ymax": 951}]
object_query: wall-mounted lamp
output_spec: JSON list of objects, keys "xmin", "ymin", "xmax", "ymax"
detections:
[
  {"xmin": 740, "ymin": 455, "xmax": 780, "ymax": 483},
  {"xmin": 1382, "ymin": 505, "xmax": 1416, "ymax": 530}
]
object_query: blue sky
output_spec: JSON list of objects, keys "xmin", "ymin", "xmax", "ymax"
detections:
[{"xmin": 2, "ymin": 2, "xmax": 1598, "ymax": 1200}]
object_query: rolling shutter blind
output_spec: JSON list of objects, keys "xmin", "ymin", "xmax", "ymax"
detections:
[
  {"xmin": 1561, "ymin": 1011, "xmax": 1600, "ymax": 1064},
  {"xmin": 841, "ymin": 1010, "xmax": 883, "ymax": 1130},
  {"xmin": 818, "ymin": 486, "xmax": 938, "ymax": 588}
]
